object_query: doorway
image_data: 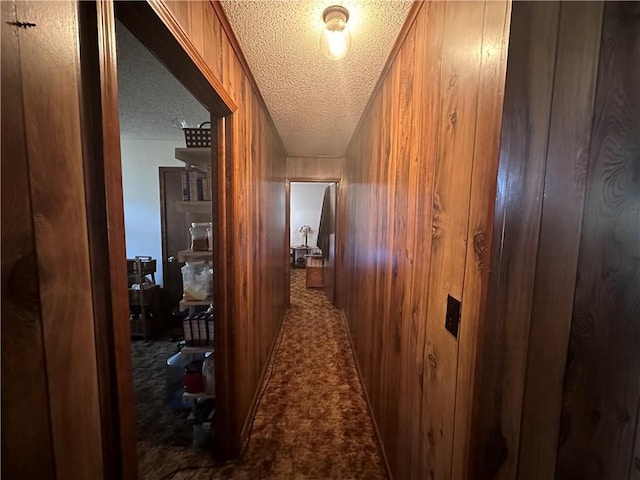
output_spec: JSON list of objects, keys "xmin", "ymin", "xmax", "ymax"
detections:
[
  {"xmin": 287, "ymin": 180, "xmax": 339, "ymax": 304},
  {"xmin": 115, "ymin": 16, "xmax": 219, "ymax": 475},
  {"xmin": 78, "ymin": 1, "xmax": 235, "ymax": 475}
]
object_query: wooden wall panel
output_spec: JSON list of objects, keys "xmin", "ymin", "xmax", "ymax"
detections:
[
  {"xmin": 1, "ymin": 1, "xmax": 106, "ymax": 477},
  {"xmin": 339, "ymin": 2, "xmax": 511, "ymax": 478},
  {"xmin": 556, "ymin": 3, "xmax": 640, "ymax": 479},
  {"xmin": 1, "ymin": 2, "xmax": 55, "ymax": 477},
  {"xmin": 159, "ymin": 0, "xmax": 288, "ymax": 458},
  {"xmin": 470, "ymin": 3, "xmax": 562, "ymax": 477},
  {"xmin": 518, "ymin": 4, "xmax": 604, "ymax": 478},
  {"xmin": 287, "ymin": 156, "xmax": 343, "ymax": 180},
  {"xmin": 18, "ymin": 2, "xmax": 105, "ymax": 477},
  {"xmin": 451, "ymin": 2, "xmax": 511, "ymax": 478},
  {"xmin": 472, "ymin": 1, "xmax": 640, "ymax": 479}
]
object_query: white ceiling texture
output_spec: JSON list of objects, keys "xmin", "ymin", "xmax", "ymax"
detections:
[
  {"xmin": 116, "ymin": 21, "xmax": 209, "ymax": 141},
  {"xmin": 116, "ymin": 2, "xmax": 412, "ymax": 156},
  {"xmin": 221, "ymin": 0, "xmax": 413, "ymax": 157}
]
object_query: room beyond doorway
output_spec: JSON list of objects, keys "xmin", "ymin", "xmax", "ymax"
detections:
[{"xmin": 287, "ymin": 180, "xmax": 339, "ymax": 305}]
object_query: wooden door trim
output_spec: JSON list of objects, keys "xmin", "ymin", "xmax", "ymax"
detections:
[
  {"xmin": 285, "ymin": 179, "xmax": 291, "ymax": 309},
  {"xmin": 78, "ymin": 2, "xmax": 136, "ymax": 478}
]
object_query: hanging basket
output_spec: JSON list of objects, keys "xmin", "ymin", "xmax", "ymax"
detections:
[{"xmin": 183, "ymin": 121, "xmax": 211, "ymax": 148}]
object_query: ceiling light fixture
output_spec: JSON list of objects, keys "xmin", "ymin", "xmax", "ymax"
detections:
[{"xmin": 319, "ymin": 5, "xmax": 351, "ymax": 61}]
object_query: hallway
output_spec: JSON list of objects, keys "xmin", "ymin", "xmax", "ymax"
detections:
[{"xmin": 137, "ymin": 269, "xmax": 386, "ymax": 479}]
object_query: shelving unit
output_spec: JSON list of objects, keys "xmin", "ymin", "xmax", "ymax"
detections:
[
  {"xmin": 181, "ymin": 345, "xmax": 215, "ymax": 354},
  {"xmin": 177, "ymin": 201, "xmax": 212, "ymax": 215},
  {"xmin": 174, "ymin": 146, "xmax": 215, "ymax": 427},
  {"xmin": 179, "ymin": 297, "xmax": 214, "ymax": 312},
  {"xmin": 174, "ymin": 147, "xmax": 211, "ymax": 171},
  {"xmin": 177, "ymin": 249, "xmax": 213, "ymax": 263},
  {"xmin": 175, "ymin": 146, "xmax": 214, "ymax": 315},
  {"xmin": 182, "ymin": 391, "xmax": 215, "ymax": 400}
]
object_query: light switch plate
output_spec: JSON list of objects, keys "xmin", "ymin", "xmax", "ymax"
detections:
[{"xmin": 445, "ymin": 294, "xmax": 461, "ymax": 338}]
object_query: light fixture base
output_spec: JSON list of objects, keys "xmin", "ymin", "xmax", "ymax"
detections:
[{"xmin": 322, "ymin": 5, "xmax": 349, "ymax": 24}]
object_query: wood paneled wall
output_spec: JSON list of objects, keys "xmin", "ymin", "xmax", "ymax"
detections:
[
  {"xmin": 1, "ymin": 2, "xmax": 105, "ymax": 478},
  {"xmin": 471, "ymin": 2, "xmax": 640, "ymax": 479},
  {"xmin": 287, "ymin": 156, "xmax": 343, "ymax": 180},
  {"xmin": 556, "ymin": 2, "xmax": 640, "ymax": 478},
  {"xmin": 157, "ymin": 0, "xmax": 288, "ymax": 457},
  {"xmin": 337, "ymin": 2, "xmax": 511, "ymax": 478}
]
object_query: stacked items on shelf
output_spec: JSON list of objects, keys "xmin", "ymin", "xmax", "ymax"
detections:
[
  {"xmin": 183, "ymin": 310, "xmax": 214, "ymax": 347},
  {"xmin": 181, "ymin": 169, "xmax": 211, "ymax": 201}
]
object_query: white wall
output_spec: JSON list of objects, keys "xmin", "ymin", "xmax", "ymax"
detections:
[
  {"xmin": 290, "ymin": 182, "xmax": 331, "ymax": 248},
  {"xmin": 120, "ymin": 136, "xmax": 184, "ymax": 286}
]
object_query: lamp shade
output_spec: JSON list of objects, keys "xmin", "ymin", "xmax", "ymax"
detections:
[{"xmin": 319, "ymin": 5, "xmax": 351, "ymax": 61}]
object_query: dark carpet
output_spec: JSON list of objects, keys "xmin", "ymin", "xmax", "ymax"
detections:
[{"xmin": 132, "ymin": 269, "xmax": 387, "ymax": 479}]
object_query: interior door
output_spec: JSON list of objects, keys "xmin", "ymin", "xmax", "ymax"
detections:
[{"xmin": 159, "ymin": 167, "xmax": 189, "ymax": 309}]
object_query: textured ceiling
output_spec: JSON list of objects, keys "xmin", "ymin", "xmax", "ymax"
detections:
[
  {"xmin": 220, "ymin": 1, "xmax": 413, "ymax": 157},
  {"xmin": 116, "ymin": 21, "xmax": 209, "ymax": 141}
]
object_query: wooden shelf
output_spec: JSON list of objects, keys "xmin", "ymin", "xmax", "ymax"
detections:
[
  {"xmin": 177, "ymin": 201, "xmax": 211, "ymax": 214},
  {"xmin": 181, "ymin": 345, "xmax": 214, "ymax": 354},
  {"xmin": 175, "ymin": 147, "xmax": 211, "ymax": 171},
  {"xmin": 177, "ymin": 249, "xmax": 213, "ymax": 262},
  {"xmin": 182, "ymin": 391, "xmax": 215, "ymax": 400},
  {"xmin": 179, "ymin": 297, "xmax": 213, "ymax": 311}
]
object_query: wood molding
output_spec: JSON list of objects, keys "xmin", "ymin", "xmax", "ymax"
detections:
[
  {"xmin": 339, "ymin": 309, "xmax": 394, "ymax": 480},
  {"xmin": 78, "ymin": 1, "xmax": 137, "ymax": 478},
  {"xmin": 209, "ymin": 0, "xmax": 288, "ymax": 156},
  {"xmin": 346, "ymin": 0, "xmax": 424, "ymax": 154}
]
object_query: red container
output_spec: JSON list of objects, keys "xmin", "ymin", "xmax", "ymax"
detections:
[{"xmin": 183, "ymin": 360, "xmax": 204, "ymax": 393}]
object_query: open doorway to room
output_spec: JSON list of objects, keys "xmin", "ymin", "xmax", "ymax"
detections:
[
  {"xmin": 287, "ymin": 181, "xmax": 339, "ymax": 305},
  {"xmin": 115, "ymin": 20, "xmax": 218, "ymax": 476},
  {"xmin": 77, "ymin": 1, "xmax": 236, "ymax": 476}
]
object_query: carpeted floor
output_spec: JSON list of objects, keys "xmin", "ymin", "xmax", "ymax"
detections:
[{"xmin": 132, "ymin": 269, "xmax": 387, "ymax": 479}]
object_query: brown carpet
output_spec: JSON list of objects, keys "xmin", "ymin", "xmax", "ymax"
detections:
[{"xmin": 132, "ymin": 269, "xmax": 387, "ymax": 479}]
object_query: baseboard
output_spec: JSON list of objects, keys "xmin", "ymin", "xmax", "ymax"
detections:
[
  {"xmin": 339, "ymin": 309, "xmax": 394, "ymax": 480},
  {"xmin": 239, "ymin": 307, "xmax": 289, "ymax": 447}
]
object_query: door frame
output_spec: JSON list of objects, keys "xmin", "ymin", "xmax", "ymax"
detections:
[
  {"xmin": 286, "ymin": 178, "xmax": 341, "ymax": 305},
  {"xmin": 81, "ymin": 1, "xmax": 236, "ymax": 476}
]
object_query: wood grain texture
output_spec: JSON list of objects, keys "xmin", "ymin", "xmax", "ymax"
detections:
[
  {"xmin": 79, "ymin": 1, "xmax": 137, "ymax": 477},
  {"xmin": 518, "ymin": 3, "xmax": 604, "ymax": 479},
  {"xmin": 338, "ymin": 2, "xmax": 510, "ymax": 478},
  {"xmin": 156, "ymin": 0, "xmax": 289, "ymax": 459},
  {"xmin": 1, "ymin": 1, "xmax": 56, "ymax": 477},
  {"xmin": 556, "ymin": 3, "xmax": 640, "ymax": 479},
  {"xmin": 287, "ymin": 156, "xmax": 343, "ymax": 181},
  {"xmin": 16, "ymin": 1, "xmax": 104, "ymax": 478},
  {"xmin": 470, "ymin": 3, "xmax": 561, "ymax": 477},
  {"xmin": 471, "ymin": 1, "xmax": 640, "ymax": 479},
  {"xmin": 451, "ymin": 2, "xmax": 511, "ymax": 478}
]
